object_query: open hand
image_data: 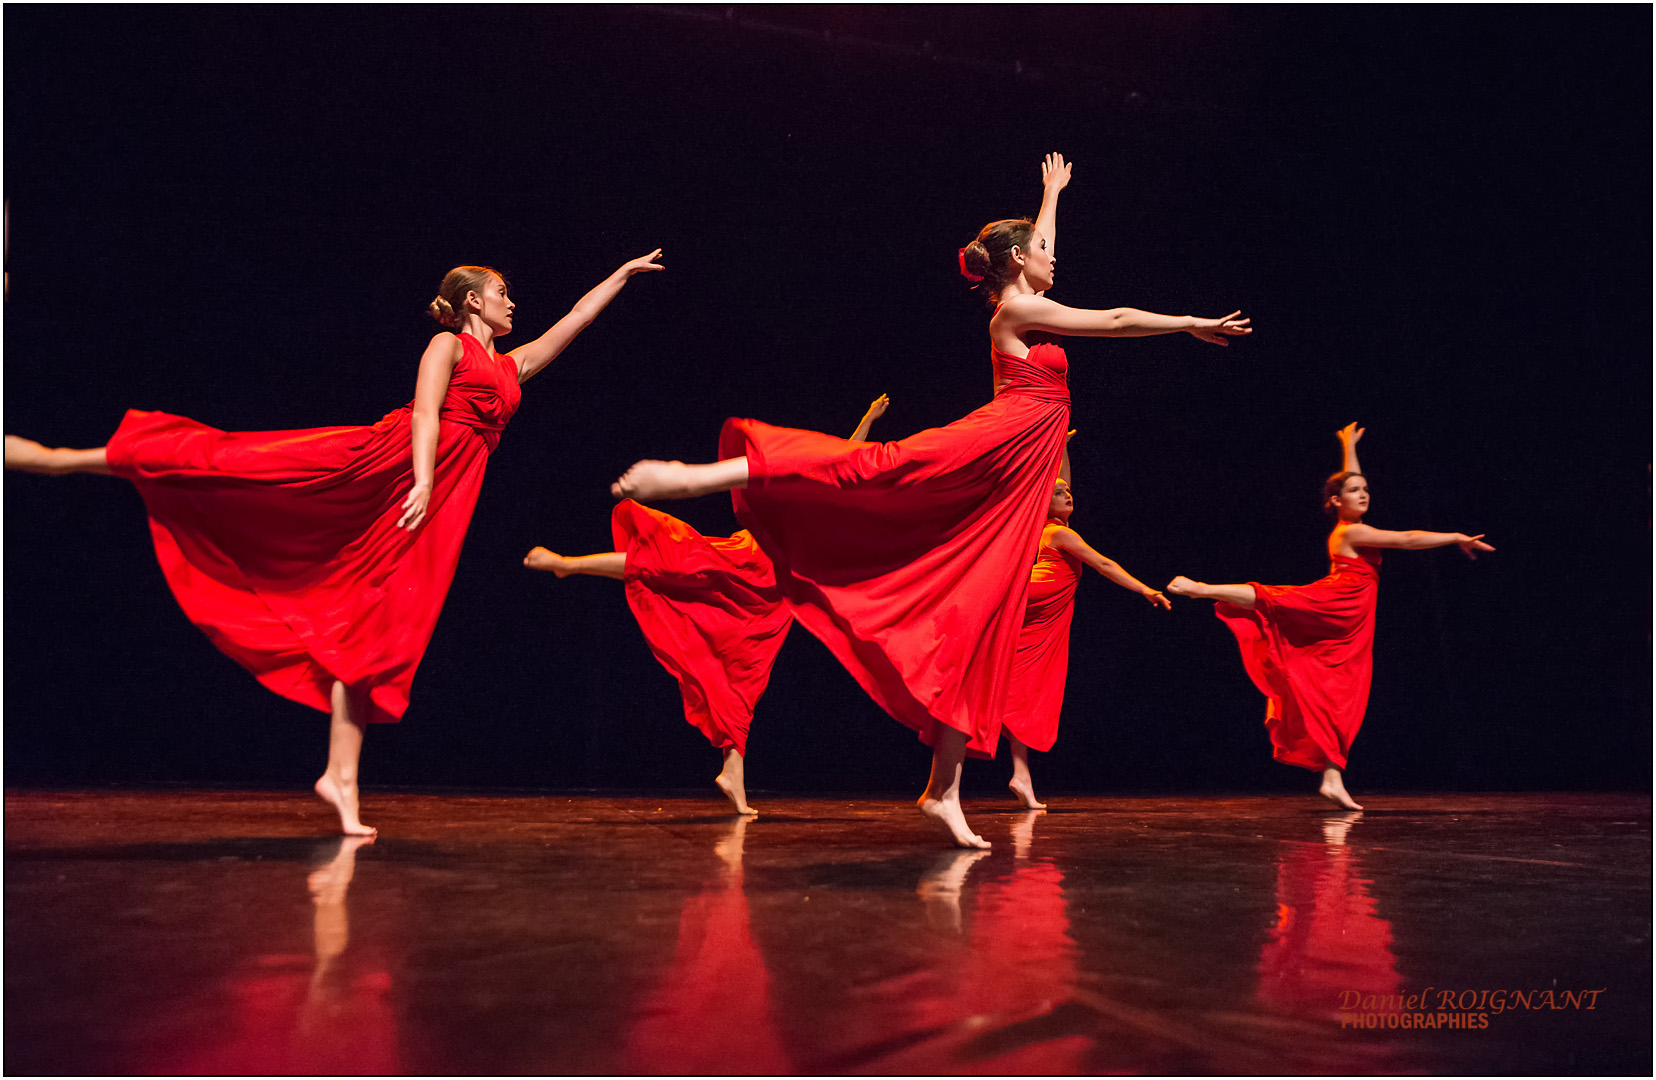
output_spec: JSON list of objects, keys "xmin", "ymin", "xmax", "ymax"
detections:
[
  {"xmin": 1457, "ymin": 534, "xmax": 1495, "ymax": 560},
  {"xmin": 397, "ymin": 483, "xmax": 432, "ymax": 531},
  {"xmin": 1042, "ymin": 152, "xmax": 1072, "ymax": 192},
  {"xmin": 620, "ymin": 249, "xmax": 665, "ymax": 276},
  {"xmin": 1338, "ymin": 422, "xmax": 1365, "ymax": 446},
  {"xmin": 1144, "ymin": 589, "xmax": 1172, "ymax": 610},
  {"xmin": 1190, "ymin": 310, "xmax": 1252, "ymax": 346},
  {"xmin": 866, "ymin": 393, "xmax": 890, "ymax": 420}
]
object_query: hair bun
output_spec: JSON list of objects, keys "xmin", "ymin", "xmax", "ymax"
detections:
[
  {"xmin": 428, "ymin": 296, "xmax": 457, "ymax": 328},
  {"xmin": 959, "ymin": 241, "xmax": 991, "ymax": 284}
]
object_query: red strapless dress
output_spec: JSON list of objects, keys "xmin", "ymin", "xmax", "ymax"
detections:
[
  {"xmin": 720, "ymin": 342, "xmax": 1070, "ymax": 757},
  {"xmin": 104, "ymin": 332, "xmax": 520, "ymax": 724},
  {"xmin": 1214, "ymin": 550, "xmax": 1381, "ymax": 770},
  {"xmin": 1001, "ymin": 520, "xmax": 1084, "ymax": 753},
  {"xmin": 611, "ymin": 500, "xmax": 792, "ymax": 756}
]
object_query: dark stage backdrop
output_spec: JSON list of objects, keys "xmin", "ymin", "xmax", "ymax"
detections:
[{"xmin": 4, "ymin": 7, "xmax": 1649, "ymax": 795}]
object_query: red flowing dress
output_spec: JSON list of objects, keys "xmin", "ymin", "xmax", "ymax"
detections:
[
  {"xmin": 1213, "ymin": 550, "xmax": 1381, "ymax": 770},
  {"xmin": 719, "ymin": 342, "xmax": 1070, "ymax": 757},
  {"xmin": 1001, "ymin": 520, "xmax": 1084, "ymax": 753},
  {"xmin": 611, "ymin": 500, "xmax": 792, "ymax": 756},
  {"xmin": 104, "ymin": 331, "xmax": 520, "ymax": 725}
]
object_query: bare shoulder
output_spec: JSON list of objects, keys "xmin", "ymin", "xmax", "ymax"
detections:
[
  {"xmin": 997, "ymin": 293, "xmax": 1051, "ymax": 325},
  {"xmin": 1340, "ymin": 522, "xmax": 1382, "ymax": 543},
  {"xmin": 1046, "ymin": 523, "xmax": 1083, "ymax": 549},
  {"xmin": 424, "ymin": 332, "xmax": 464, "ymax": 361},
  {"xmin": 1331, "ymin": 521, "xmax": 1379, "ymax": 556}
]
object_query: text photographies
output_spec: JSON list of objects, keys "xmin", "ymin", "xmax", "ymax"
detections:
[{"xmin": 1338, "ymin": 987, "xmax": 1607, "ymax": 1031}]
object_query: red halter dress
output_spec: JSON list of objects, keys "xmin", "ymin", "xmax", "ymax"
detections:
[
  {"xmin": 719, "ymin": 341, "xmax": 1071, "ymax": 757},
  {"xmin": 1001, "ymin": 520, "xmax": 1085, "ymax": 753},
  {"xmin": 104, "ymin": 331, "xmax": 520, "ymax": 724},
  {"xmin": 1213, "ymin": 550, "xmax": 1382, "ymax": 770},
  {"xmin": 611, "ymin": 500, "xmax": 792, "ymax": 757}
]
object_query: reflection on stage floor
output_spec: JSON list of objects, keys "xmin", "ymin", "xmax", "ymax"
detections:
[{"xmin": 4, "ymin": 790, "xmax": 1648, "ymax": 1074}]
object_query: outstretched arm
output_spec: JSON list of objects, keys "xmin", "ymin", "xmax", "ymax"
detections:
[
  {"xmin": 509, "ymin": 249, "xmax": 664, "ymax": 383},
  {"xmin": 999, "ymin": 293, "xmax": 1251, "ymax": 345},
  {"xmin": 1049, "ymin": 527, "xmax": 1172, "ymax": 609},
  {"xmin": 398, "ymin": 333, "xmax": 464, "ymax": 530},
  {"xmin": 1034, "ymin": 152, "xmax": 1071, "ymax": 271},
  {"xmin": 1338, "ymin": 422, "xmax": 1363, "ymax": 474},
  {"xmin": 849, "ymin": 393, "xmax": 890, "ymax": 442},
  {"xmin": 1342, "ymin": 524, "xmax": 1495, "ymax": 559}
]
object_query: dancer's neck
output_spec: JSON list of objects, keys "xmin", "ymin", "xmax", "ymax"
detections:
[{"xmin": 457, "ymin": 316, "xmax": 495, "ymax": 352}]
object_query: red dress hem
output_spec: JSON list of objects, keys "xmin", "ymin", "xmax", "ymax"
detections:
[
  {"xmin": 1214, "ymin": 552, "xmax": 1381, "ymax": 772},
  {"xmin": 717, "ymin": 342, "xmax": 1071, "ymax": 759},
  {"xmin": 611, "ymin": 500, "xmax": 791, "ymax": 757},
  {"xmin": 103, "ymin": 332, "xmax": 518, "ymax": 724}
]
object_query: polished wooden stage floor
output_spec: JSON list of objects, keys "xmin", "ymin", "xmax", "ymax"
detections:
[{"xmin": 4, "ymin": 789, "xmax": 1648, "ymax": 1075}]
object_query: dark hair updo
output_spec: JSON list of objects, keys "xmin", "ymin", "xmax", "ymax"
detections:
[
  {"xmin": 428, "ymin": 265, "xmax": 506, "ymax": 329},
  {"xmin": 1323, "ymin": 470, "xmax": 1364, "ymax": 518},
  {"xmin": 959, "ymin": 217, "xmax": 1035, "ymax": 304}
]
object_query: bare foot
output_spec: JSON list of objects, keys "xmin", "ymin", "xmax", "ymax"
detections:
[
  {"xmin": 917, "ymin": 848, "xmax": 992, "ymax": 932},
  {"xmin": 611, "ymin": 459, "xmax": 695, "ymax": 501},
  {"xmin": 918, "ymin": 796, "xmax": 990, "ymax": 849},
  {"xmin": 1008, "ymin": 777, "xmax": 1047, "ymax": 810},
  {"xmin": 1165, "ymin": 575, "xmax": 1202, "ymax": 598},
  {"xmin": 523, "ymin": 547, "xmax": 573, "ymax": 576},
  {"xmin": 1321, "ymin": 811, "xmax": 1362, "ymax": 846},
  {"xmin": 1318, "ymin": 768, "xmax": 1364, "ymax": 811},
  {"xmin": 714, "ymin": 816, "xmax": 750, "ymax": 869},
  {"xmin": 1010, "ymin": 808, "xmax": 1043, "ymax": 859},
  {"xmin": 314, "ymin": 774, "xmax": 377, "ymax": 836},
  {"xmin": 307, "ymin": 834, "xmax": 375, "ymax": 903},
  {"xmin": 714, "ymin": 772, "xmax": 759, "ymax": 816}
]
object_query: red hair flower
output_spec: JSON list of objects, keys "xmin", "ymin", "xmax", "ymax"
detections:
[{"xmin": 957, "ymin": 247, "xmax": 983, "ymax": 282}]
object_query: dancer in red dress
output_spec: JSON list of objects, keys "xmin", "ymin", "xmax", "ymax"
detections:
[
  {"xmin": 1004, "ymin": 465, "xmax": 1170, "ymax": 811},
  {"xmin": 610, "ymin": 153, "xmax": 1250, "ymax": 847},
  {"xmin": 1166, "ymin": 424, "xmax": 1493, "ymax": 809},
  {"xmin": 523, "ymin": 394, "xmax": 893, "ymax": 815},
  {"xmin": 5, "ymin": 252, "xmax": 664, "ymax": 833}
]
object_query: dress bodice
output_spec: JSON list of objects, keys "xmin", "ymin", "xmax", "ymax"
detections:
[
  {"xmin": 1030, "ymin": 521, "xmax": 1083, "ymax": 587},
  {"xmin": 992, "ymin": 341, "xmax": 1070, "ymax": 405},
  {"xmin": 1026, "ymin": 520, "xmax": 1084, "ymax": 612},
  {"xmin": 1329, "ymin": 548, "xmax": 1382, "ymax": 578},
  {"xmin": 439, "ymin": 333, "xmax": 521, "ymax": 448}
]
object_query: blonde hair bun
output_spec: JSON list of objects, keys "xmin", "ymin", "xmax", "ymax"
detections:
[{"xmin": 428, "ymin": 295, "xmax": 458, "ymax": 328}]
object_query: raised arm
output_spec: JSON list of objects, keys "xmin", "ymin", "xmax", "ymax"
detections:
[
  {"xmin": 1060, "ymin": 428, "xmax": 1075, "ymax": 485},
  {"xmin": 999, "ymin": 293, "xmax": 1251, "ymax": 345},
  {"xmin": 1034, "ymin": 153, "xmax": 1071, "ymax": 272},
  {"xmin": 397, "ymin": 333, "xmax": 464, "ymax": 530},
  {"xmin": 508, "ymin": 249, "xmax": 664, "ymax": 383},
  {"xmin": 1341, "ymin": 523, "xmax": 1495, "ymax": 559},
  {"xmin": 1337, "ymin": 422, "xmax": 1363, "ymax": 475},
  {"xmin": 848, "ymin": 393, "xmax": 890, "ymax": 442},
  {"xmin": 1049, "ymin": 526, "xmax": 1172, "ymax": 609}
]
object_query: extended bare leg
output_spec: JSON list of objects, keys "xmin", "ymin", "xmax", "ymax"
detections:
[
  {"xmin": 1166, "ymin": 576, "xmax": 1257, "ymax": 608},
  {"xmin": 918, "ymin": 726, "xmax": 990, "ymax": 849},
  {"xmin": 1007, "ymin": 734, "xmax": 1046, "ymax": 809},
  {"xmin": 1318, "ymin": 766, "xmax": 1364, "ymax": 811},
  {"xmin": 524, "ymin": 548, "xmax": 626, "ymax": 579},
  {"xmin": 611, "ymin": 456, "xmax": 749, "ymax": 501},
  {"xmin": 714, "ymin": 748, "xmax": 759, "ymax": 816},
  {"xmin": 5, "ymin": 436, "xmax": 113, "ymax": 475},
  {"xmin": 313, "ymin": 681, "xmax": 376, "ymax": 836}
]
